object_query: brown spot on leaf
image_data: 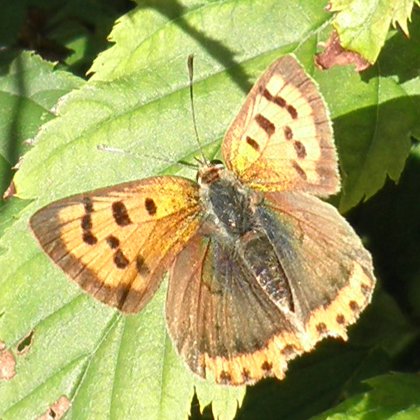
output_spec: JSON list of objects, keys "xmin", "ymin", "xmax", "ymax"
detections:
[
  {"xmin": 315, "ymin": 30, "xmax": 370, "ymax": 72},
  {"xmin": 0, "ymin": 341, "xmax": 16, "ymax": 381},
  {"xmin": 112, "ymin": 201, "xmax": 132, "ymax": 226},
  {"xmin": 294, "ymin": 141, "xmax": 307, "ymax": 158},
  {"xmin": 145, "ymin": 198, "xmax": 157, "ymax": 215},
  {"xmin": 3, "ymin": 181, "xmax": 16, "ymax": 200},
  {"xmin": 37, "ymin": 395, "xmax": 71, "ymax": 420},
  {"xmin": 114, "ymin": 249, "xmax": 129, "ymax": 269},
  {"xmin": 336, "ymin": 314, "xmax": 346, "ymax": 325},
  {"xmin": 17, "ymin": 330, "xmax": 34, "ymax": 355},
  {"xmin": 246, "ymin": 136, "xmax": 260, "ymax": 151},
  {"xmin": 255, "ymin": 114, "xmax": 275, "ymax": 136}
]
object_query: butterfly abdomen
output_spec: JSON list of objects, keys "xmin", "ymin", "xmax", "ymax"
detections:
[{"xmin": 199, "ymin": 167, "xmax": 296, "ymax": 311}]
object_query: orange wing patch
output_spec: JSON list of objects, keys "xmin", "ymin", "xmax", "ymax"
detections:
[
  {"xmin": 305, "ymin": 262, "xmax": 375, "ymax": 343},
  {"xmin": 30, "ymin": 177, "xmax": 201, "ymax": 313},
  {"xmin": 223, "ymin": 55, "xmax": 339, "ymax": 197},
  {"xmin": 199, "ymin": 331, "xmax": 309, "ymax": 385}
]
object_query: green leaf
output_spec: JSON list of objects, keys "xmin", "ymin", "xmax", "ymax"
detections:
[
  {"xmin": 391, "ymin": 0, "xmax": 420, "ymax": 35},
  {"xmin": 0, "ymin": 197, "xmax": 32, "ymax": 240},
  {"xmin": 0, "ymin": 50, "xmax": 83, "ymax": 197},
  {"xmin": 0, "ymin": 153, "xmax": 12, "ymax": 201},
  {"xmin": 316, "ymin": 14, "xmax": 419, "ymax": 212},
  {"xmin": 313, "ymin": 373, "xmax": 420, "ymax": 419},
  {"xmin": 329, "ymin": 0, "xmax": 419, "ymax": 63}
]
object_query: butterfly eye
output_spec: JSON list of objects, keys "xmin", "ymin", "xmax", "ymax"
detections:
[
  {"xmin": 196, "ymin": 160, "xmax": 225, "ymax": 184},
  {"xmin": 209, "ymin": 159, "xmax": 223, "ymax": 166}
]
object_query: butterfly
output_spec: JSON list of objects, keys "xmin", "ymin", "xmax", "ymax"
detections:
[{"xmin": 30, "ymin": 55, "xmax": 375, "ymax": 385}]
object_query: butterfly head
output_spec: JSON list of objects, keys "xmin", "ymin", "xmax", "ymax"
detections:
[{"xmin": 196, "ymin": 159, "xmax": 226, "ymax": 186}]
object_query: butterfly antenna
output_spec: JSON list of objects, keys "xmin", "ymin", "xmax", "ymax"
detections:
[
  {"xmin": 188, "ymin": 55, "xmax": 208, "ymax": 165},
  {"xmin": 97, "ymin": 144, "xmax": 198, "ymax": 169}
]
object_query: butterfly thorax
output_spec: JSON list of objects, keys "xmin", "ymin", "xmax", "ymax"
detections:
[
  {"xmin": 198, "ymin": 163, "xmax": 259, "ymax": 237},
  {"xmin": 198, "ymin": 163, "xmax": 295, "ymax": 311}
]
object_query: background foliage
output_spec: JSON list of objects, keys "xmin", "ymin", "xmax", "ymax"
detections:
[{"xmin": 0, "ymin": 1, "xmax": 419, "ymax": 419}]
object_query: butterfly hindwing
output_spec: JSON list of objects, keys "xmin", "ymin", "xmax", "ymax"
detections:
[
  {"xmin": 259, "ymin": 191, "xmax": 375, "ymax": 343},
  {"xmin": 166, "ymin": 233, "xmax": 307, "ymax": 385},
  {"xmin": 222, "ymin": 55, "xmax": 339, "ymax": 196},
  {"xmin": 166, "ymin": 185, "xmax": 375, "ymax": 385},
  {"xmin": 30, "ymin": 177, "xmax": 201, "ymax": 313}
]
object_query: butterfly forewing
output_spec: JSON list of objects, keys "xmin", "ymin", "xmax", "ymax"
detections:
[
  {"xmin": 223, "ymin": 56, "xmax": 339, "ymax": 196},
  {"xmin": 30, "ymin": 177, "xmax": 202, "ymax": 313}
]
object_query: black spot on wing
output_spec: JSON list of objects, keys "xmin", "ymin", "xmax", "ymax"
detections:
[
  {"xmin": 114, "ymin": 249, "xmax": 129, "ymax": 269},
  {"xmin": 261, "ymin": 89, "xmax": 298, "ymax": 119},
  {"xmin": 246, "ymin": 136, "xmax": 260, "ymax": 151},
  {"xmin": 261, "ymin": 361, "xmax": 273, "ymax": 372},
  {"xmin": 316, "ymin": 322, "xmax": 327, "ymax": 334},
  {"xmin": 255, "ymin": 114, "xmax": 275, "ymax": 136},
  {"xmin": 81, "ymin": 209, "xmax": 96, "ymax": 245},
  {"xmin": 83, "ymin": 196, "xmax": 94, "ymax": 213},
  {"xmin": 219, "ymin": 370, "xmax": 232, "ymax": 384},
  {"xmin": 83, "ymin": 232, "xmax": 98, "ymax": 245},
  {"xmin": 145, "ymin": 198, "xmax": 157, "ymax": 216},
  {"xmin": 274, "ymin": 96, "xmax": 286, "ymax": 107},
  {"xmin": 106, "ymin": 235, "xmax": 120, "ymax": 249},
  {"xmin": 136, "ymin": 255, "xmax": 150, "ymax": 276},
  {"xmin": 293, "ymin": 141, "xmax": 307, "ymax": 159},
  {"xmin": 349, "ymin": 300, "xmax": 359, "ymax": 312},
  {"xmin": 281, "ymin": 344, "xmax": 296, "ymax": 357},
  {"xmin": 286, "ymin": 104, "xmax": 298, "ymax": 119},
  {"xmin": 112, "ymin": 201, "xmax": 132, "ymax": 226},
  {"xmin": 81, "ymin": 214, "xmax": 92, "ymax": 231},
  {"xmin": 283, "ymin": 125, "xmax": 293, "ymax": 140},
  {"xmin": 292, "ymin": 161, "xmax": 307, "ymax": 180}
]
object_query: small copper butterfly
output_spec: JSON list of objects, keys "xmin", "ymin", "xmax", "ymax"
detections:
[{"xmin": 30, "ymin": 55, "xmax": 376, "ymax": 385}]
